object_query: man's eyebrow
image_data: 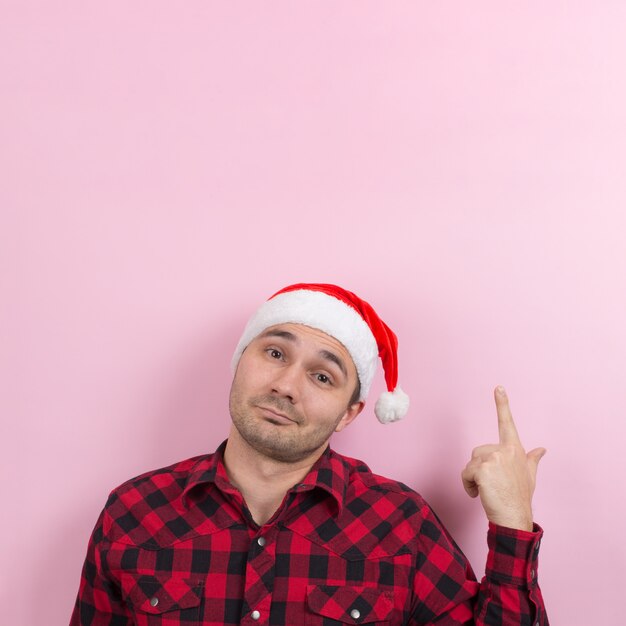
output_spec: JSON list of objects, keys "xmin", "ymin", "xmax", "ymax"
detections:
[
  {"xmin": 260, "ymin": 329, "xmax": 298, "ymax": 342},
  {"xmin": 319, "ymin": 349, "xmax": 348, "ymax": 378}
]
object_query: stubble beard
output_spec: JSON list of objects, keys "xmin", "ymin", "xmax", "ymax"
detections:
[{"xmin": 228, "ymin": 389, "xmax": 345, "ymax": 464}]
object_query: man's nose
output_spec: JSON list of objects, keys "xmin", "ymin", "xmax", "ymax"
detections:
[{"xmin": 270, "ymin": 365, "xmax": 302, "ymax": 402}]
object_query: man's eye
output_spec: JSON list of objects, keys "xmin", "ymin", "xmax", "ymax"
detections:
[
  {"xmin": 316, "ymin": 374, "xmax": 330, "ymax": 384},
  {"xmin": 267, "ymin": 349, "xmax": 283, "ymax": 359}
]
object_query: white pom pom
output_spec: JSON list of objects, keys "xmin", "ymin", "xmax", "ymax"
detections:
[{"xmin": 374, "ymin": 386, "xmax": 410, "ymax": 424}]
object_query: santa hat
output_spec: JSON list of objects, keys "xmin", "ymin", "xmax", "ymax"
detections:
[{"xmin": 231, "ymin": 283, "xmax": 409, "ymax": 424}]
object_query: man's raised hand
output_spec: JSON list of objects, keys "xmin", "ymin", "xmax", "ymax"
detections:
[{"xmin": 461, "ymin": 386, "xmax": 546, "ymax": 531}]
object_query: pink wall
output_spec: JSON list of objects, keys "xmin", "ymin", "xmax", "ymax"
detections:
[{"xmin": 2, "ymin": 3, "xmax": 625, "ymax": 624}]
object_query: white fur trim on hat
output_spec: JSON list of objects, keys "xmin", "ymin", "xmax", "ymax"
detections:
[{"xmin": 231, "ymin": 290, "xmax": 379, "ymax": 400}]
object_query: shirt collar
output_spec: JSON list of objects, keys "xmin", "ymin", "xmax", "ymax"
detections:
[
  {"xmin": 292, "ymin": 446, "xmax": 352, "ymax": 515},
  {"xmin": 182, "ymin": 440, "xmax": 352, "ymax": 514},
  {"xmin": 181, "ymin": 440, "xmax": 229, "ymax": 506}
]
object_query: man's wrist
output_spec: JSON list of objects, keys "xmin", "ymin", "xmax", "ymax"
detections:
[
  {"xmin": 487, "ymin": 507, "xmax": 534, "ymax": 532},
  {"xmin": 488, "ymin": 517, "xmax": 533, "ymax": 532}
]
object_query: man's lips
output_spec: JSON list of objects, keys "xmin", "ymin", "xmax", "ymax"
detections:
[{"xmin": 256, "ymin": 405, "xmax": 297, "ymax": 424}]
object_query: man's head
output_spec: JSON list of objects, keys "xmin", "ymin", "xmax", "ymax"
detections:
[
  {"xmin": 229, "ymin": 322, "xmax": 364, "ymax": 463},
  {"xmin": 228, "ymin": 283, "xmax": 409, "ymax": 462}
]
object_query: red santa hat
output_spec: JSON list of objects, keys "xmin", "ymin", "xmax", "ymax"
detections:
[{"xmin": 231, "ymin": 283, "xmax": 409, "ymax": 424}]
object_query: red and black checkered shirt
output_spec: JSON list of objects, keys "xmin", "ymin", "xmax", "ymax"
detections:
[{"xmin": 71, "ymin": 441, "xmax": 548, "ymax": 625}]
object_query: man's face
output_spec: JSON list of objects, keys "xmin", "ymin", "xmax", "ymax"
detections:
[{"xmin": 228, "ymin": 323, "xmax": 363, "ymax": 464}]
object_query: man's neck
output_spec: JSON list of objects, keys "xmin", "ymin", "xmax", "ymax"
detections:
[{"xmin": 223, "ymin": 430, "xmax": 324, "ymax": 526}]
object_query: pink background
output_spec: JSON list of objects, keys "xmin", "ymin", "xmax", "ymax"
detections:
[{"xmin": 2, "ymin": 3, "xmax": 625, "ymax": 624}]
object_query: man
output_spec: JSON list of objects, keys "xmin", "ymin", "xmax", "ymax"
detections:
[{"xmin": 71, "ymin": 283, "xmax": 548, "ymax": 625}]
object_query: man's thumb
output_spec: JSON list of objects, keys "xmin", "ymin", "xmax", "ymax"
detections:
[{"xmin": 527, "ymin": 447, "xmax": 547, "ymax": 471}]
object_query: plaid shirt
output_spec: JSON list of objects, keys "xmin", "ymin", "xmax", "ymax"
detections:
[{"xmin": 71, "ymin": 441, "xmax": 547, "ymax": 625}]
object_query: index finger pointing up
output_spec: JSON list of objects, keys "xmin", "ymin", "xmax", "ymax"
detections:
[{"xmin": 495, "ymin": 385, "xmax": 521, "ymax": 445}]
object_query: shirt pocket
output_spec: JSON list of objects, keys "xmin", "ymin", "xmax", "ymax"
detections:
[
  {"xmin": 305, "ymin": 585, "xmax": 393, "ymax": 625},
  {"xmin": 120, "ymin": 573, "xmax": 203, "ymax": 625}
]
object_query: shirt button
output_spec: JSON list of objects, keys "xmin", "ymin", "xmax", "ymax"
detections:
[
  {"xmin": 530, "ymin": 569, "xmax": 536, "ymax": 579},
  {"xmin": 350, "ymin": 609, "xmax": 361, "ymax": 620},
  {"xmin": 257, "ymin": 537, "xmax": 266, "ymax": 547},
  {"xmin": 149, "ymin": 597, "xmax": 159, "ymax": 607},
  {"xmin": 535, "ymin": 539, "xmax": 541, "ymax": 550},
  {"xmin": 251, "ymin": 610, "xmax": 261, "ymax": 620}
]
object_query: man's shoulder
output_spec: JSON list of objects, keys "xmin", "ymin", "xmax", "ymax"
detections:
[
  {"xmin": 108, "ymin": 453, "xmax": 209, "ymax": 500},
  {"xmin": 301, "ymin": 449, "xmax": 447, "ymax": 559},
  {"xmin": 99, "ymin": 452, "xmax": 218, "ymax": 546},
  {"xmin": 331, "ymin": 448, "xmax": 429, "ymax": 508}
]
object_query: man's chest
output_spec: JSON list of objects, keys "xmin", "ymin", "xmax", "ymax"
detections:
[{"xmin": 105, "ymin": 522, "xmax": 415, "ymax": 626}]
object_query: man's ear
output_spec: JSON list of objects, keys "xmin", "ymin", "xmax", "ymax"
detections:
[{"xmin": 335, "ymin": 401, "xmax": 365, "ymax": 433}]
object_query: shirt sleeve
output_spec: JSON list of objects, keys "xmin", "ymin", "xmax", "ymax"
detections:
[
  {"xmin": 474, "ymin": 522, "xmax": 548, "ymax": 626},
  {"xmin": 409, "ymin": 509, "xmax": 548, "ymax": 625},
  {"xmin": 69, "ymin": 508, "xmax": 132, "ymax": 626}
]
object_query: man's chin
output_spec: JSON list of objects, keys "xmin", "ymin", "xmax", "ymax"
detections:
[{"xmin": 244, "ymin": 433, "xmax": 319, "ymax": 464}]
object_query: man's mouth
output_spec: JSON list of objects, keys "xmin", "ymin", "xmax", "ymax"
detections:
[{"xmin": 256, "ymin": 405, "xmax": 297, "ymax": 424}]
